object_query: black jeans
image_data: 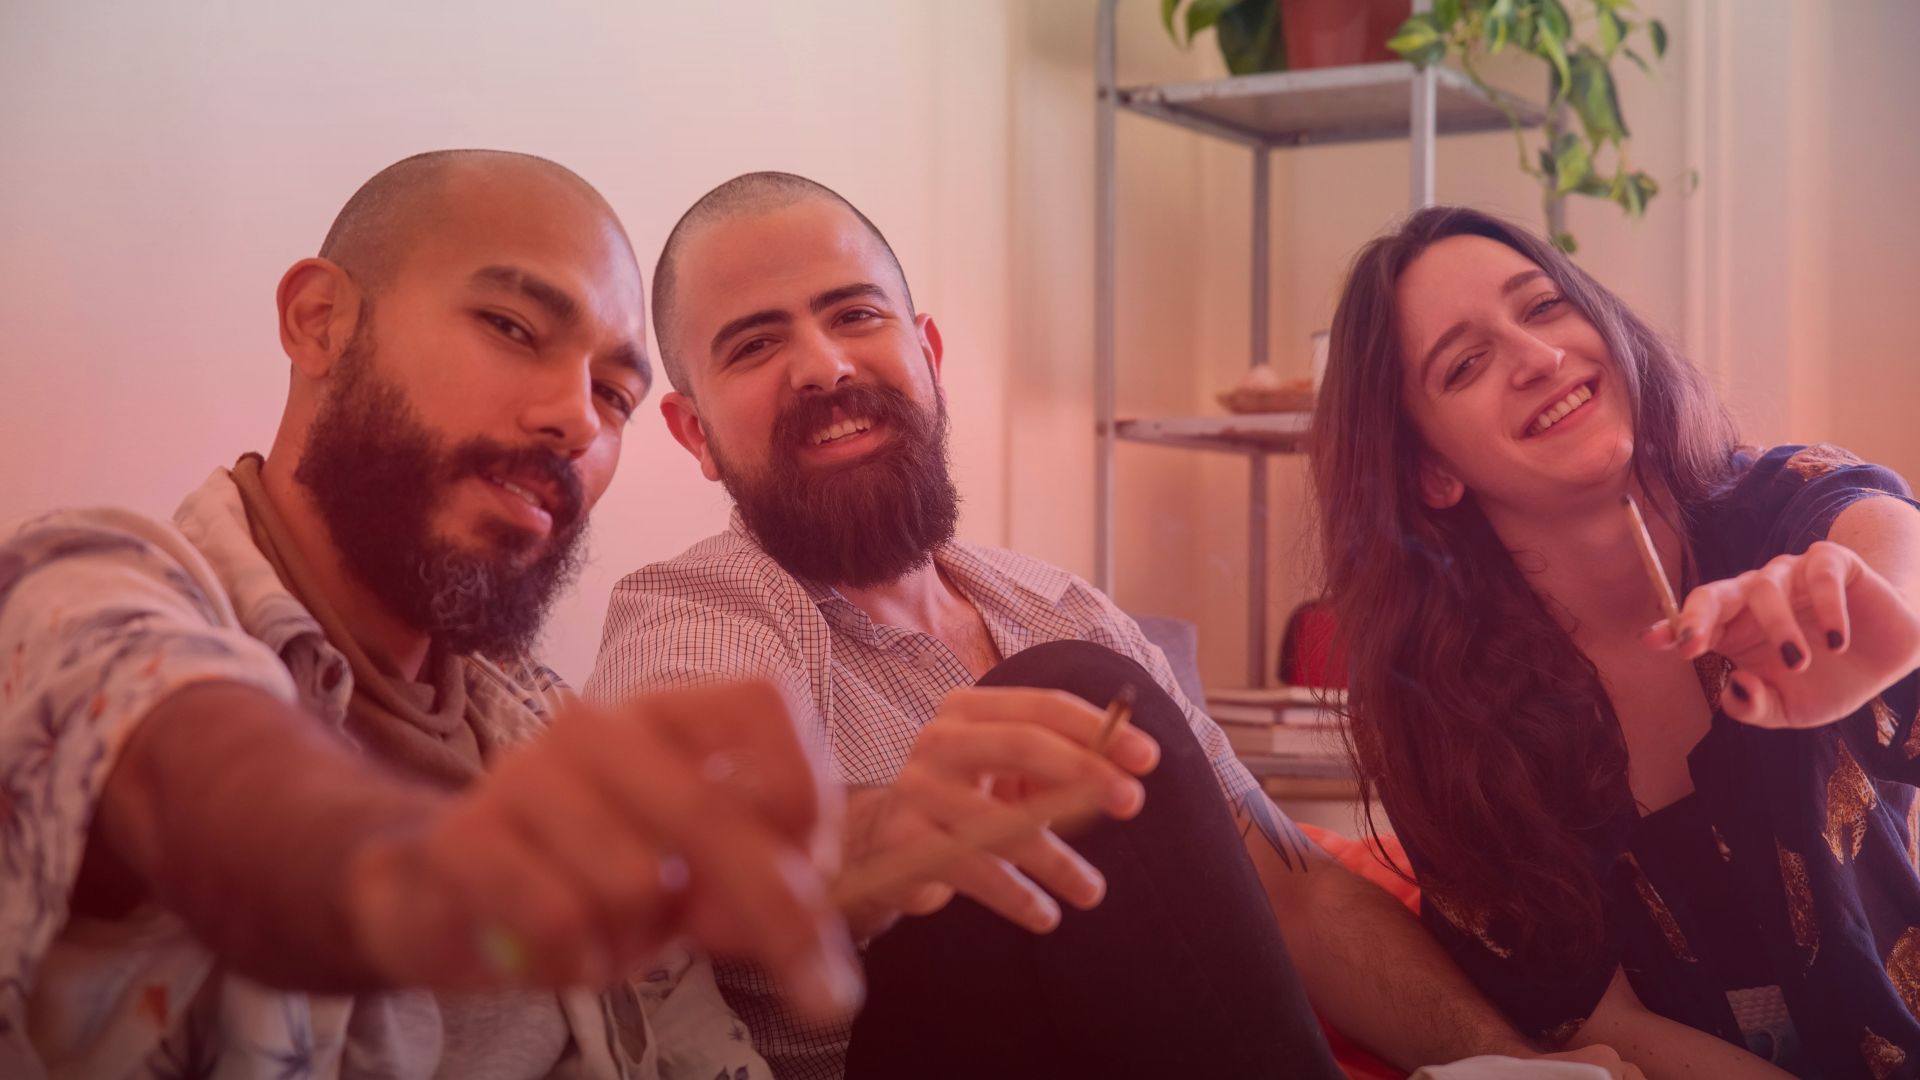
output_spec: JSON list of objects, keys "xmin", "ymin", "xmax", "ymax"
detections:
[{"xmin": 844, "ymin": 640, "xmax": 1341, "ymax": 1079}]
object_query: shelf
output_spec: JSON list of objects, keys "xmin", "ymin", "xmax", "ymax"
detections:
[
  {"xmin": 1117, "ymin": 61, "xmax": 1543, "ymax": 148},
  {"xmin": 1115, "ymin": 413, "xmax": 1311, "ymax": 454}
]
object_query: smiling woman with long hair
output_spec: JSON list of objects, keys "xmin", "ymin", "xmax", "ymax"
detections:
[{"xmin": 1311, "ymin": 206, "xmax": 1920, "ymax": 1079}]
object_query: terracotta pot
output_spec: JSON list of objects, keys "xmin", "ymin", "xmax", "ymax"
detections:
[{"xmin": 1281, "ymin": 0, "xmax": 1412, "ymax": 70}]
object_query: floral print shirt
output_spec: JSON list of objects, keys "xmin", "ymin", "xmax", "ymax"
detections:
[{"xmin": 0, "ymin": 467, "xmax": 769, "ymax": 1080}]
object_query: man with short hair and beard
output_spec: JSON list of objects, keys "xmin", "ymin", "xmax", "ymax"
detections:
[
  {"xmin": 0, "ymin": 151, "xmax": 866, "ymax": 1079},
  {"xmin": 586, "ymin": 173, "xmax": 1643, "ymax": 1080}
]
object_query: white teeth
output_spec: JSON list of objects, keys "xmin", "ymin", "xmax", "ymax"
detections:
[
  {"xmin": 811, "ymin": 418, "xmax": 874, "ymax": 446},
  {"xmin": 493, "ymin": 477, "xmax": 543, "ymax": 510},
  {"xmin": 1532, "ymin": 385, "xmax": 1594, "ymax": 433}
]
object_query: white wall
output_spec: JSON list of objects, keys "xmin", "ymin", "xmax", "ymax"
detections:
[
  {"xmin": 0, "ymin": 0, "xmax": 1019, "ymax": 682},
  {"xmin": 5, "ymin": 0, "xmax": 1911, "ymax": 693}
]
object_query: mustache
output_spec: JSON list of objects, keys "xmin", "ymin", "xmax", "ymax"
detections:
[
  {"xmin": 772, "ymin": 383, "xmax": 928, "ymax": 450},
  {"xmin": 444, "ymin": 439, "xmax": 587, "ymax": 531}
]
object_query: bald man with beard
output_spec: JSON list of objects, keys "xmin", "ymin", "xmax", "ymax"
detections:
[{"xmin": 0, "ymin": 151, "xmax": 861, "ymax": 1080}]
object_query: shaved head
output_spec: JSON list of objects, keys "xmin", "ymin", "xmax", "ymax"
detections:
[
  {"xmin": 321, "ymin": 149, "xmax": 633, "ymax": 297},
  {"xmin": 653, "ymin": 171, "xmax": 911, "ymax": 394}
]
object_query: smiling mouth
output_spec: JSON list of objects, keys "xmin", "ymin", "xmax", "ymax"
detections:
[
  {"xmin": 1528, "ymin": 381, "xmax": 1596, "ymax": 436},
  {"xmin": 484, "ymin": 473, "xmax": 557, "ymax": 519},
  {"xmin": 811, "ymin": 417, "xmax": 874, "ymax": 446}
]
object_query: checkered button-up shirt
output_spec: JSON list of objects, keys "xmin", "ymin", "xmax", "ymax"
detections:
[{"xmin": 583, "ymin": 514, "xmax": 1256, "ymax": 1079}]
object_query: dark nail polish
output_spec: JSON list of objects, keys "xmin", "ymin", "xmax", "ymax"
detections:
[
  {"xmin": 1781, "ymin": 642, "xmax": 1804, "ymax": 669},
  {"xmin": 1677, "ymin": 626, "xmax": 1694, "ymax": 644},
  {"xmin": 1729, "ymin": 680, "xmax": 1751, "ymax": 703},
  {"xmin": 1827, "ymin": 630, "xmax": 1844, "ymax": 650}
]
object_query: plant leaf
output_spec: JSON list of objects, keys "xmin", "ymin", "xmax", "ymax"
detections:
[
  {"xmin": 1484, "ymin": 10, "xmax": 1512, "ymax": 52},
  {"xmin": 1216, "ymin": 0, "xmax": 1284, "ymax": 74},
  {"xmin": 1184, "ymin": 0, "xmax": 1238, "ymax": 45},
  {"xmin": 1434, "ymin": 0, "xmax": 1464, "ymax": 28},
  {"xmin": 1622, "ymin": 46, "xmax": 1651, "ymax": 75},
  {"xmin": 1554, "ymin": 231, "xmax": 1579, "ymax": 254},
  {"xmin": 1569, "ymin": 47, "xmax": 1627, "ymax": 143},
  {"xmin": 1650, "ymin": 19, "xmax": 1669, "ymax": 58},
  {"xmin": 1388, "ymin": 14, "xmax": 1447, "ymax": 67},
  {"xmin": 1161, "ymin": 0, "xmax": 1181, "ymax": 39},
  {"xmin": 1598, "ymin": 9, "xmax": 1625, "ymax": 58},
  {"xmin": 1537, "ymin": 23, "xmax": 1572, "ymax": 99},
  {"xmin": 1553, "ymin": 137, "xmax": 1592, "ymax": 196},
  {"xmin": 1539, "ymin": 0, "xmax": 1572, "ymax": 42}
]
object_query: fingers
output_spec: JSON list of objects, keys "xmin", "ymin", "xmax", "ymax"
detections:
[
  {"xmin": 548, "ymin": 713, "xmax": 860, "ymax": 1021},
  {"xmin": 1671, "ymin": 579, "xmax": 1736, "ymax": 659},
  {"xmin": 425, "ymin": 809, "xmax": 613, "ymax": 987},
  {"xmin": 942, "ymin": 686, "xmax": 1160, "ymax": 776},
  {"xmin": 914, "ymin": 717, "xmax": 1145, "ymax": 819},
  {"xmin": 1719, "ymin": 667, "xmax": 1788, "ymax": 729},
  {"xmin": 1797, "ymin": 541, "xmax": 1855, "ymax": 653},
  {"xmin": 486, "ymin": 747, "xmax": 684, "ymax": 969},
  {"xmin": 1742, "ymin": 562, "xmax": 1810, "ymax": 675},
  {"xmin": 619, "ymin": 680, "xmax": 834, "ymax": 851},
  {"xmin": 899, "ymin": 767, "xmax": 1107, "ymax": 915}
]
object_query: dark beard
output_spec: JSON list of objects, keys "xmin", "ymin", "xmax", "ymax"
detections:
[
  {"xmin": 293, "ymin": 336, "xmax": 588, "ymax": 659},
  {"xmin": 714, "ymin": 382, "xmax": 959, "ymax": 589}
]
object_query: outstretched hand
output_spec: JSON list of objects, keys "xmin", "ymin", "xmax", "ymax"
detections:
[{"xmin": 1642, "ymin": 540, "xmax": 1920, "ymax": 729}]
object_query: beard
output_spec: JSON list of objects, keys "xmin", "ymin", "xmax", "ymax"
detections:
[
  {"xmin": 293, "ymin": 332, "xmax": 588, "ymax": 660},
  {"xmin": 712, "ymin": 381, "xmax": 959, "ymax": 589}
]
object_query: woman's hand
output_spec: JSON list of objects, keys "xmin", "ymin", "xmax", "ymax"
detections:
[{"xmin": 1643, "ymin": 540, "xmax": 1920, "ymax": 729}]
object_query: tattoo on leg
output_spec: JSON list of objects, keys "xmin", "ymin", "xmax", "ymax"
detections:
[{"xmin": 1235, "ymin": 791, "xmax": 1314, "ymax": 872}]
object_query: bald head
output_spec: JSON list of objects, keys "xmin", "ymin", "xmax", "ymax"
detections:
[
  {"xmin": 653, "ymin": 172, "xmax": 912, "ymax": 394},
  {"xmin": 321, "ymin": 149, "xmax": 633, "ymax": 297}
]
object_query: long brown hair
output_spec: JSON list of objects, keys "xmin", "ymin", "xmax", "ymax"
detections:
[{"xmin": 1310, "ymin": 206, "xmax": 1739, "ymax": 962}]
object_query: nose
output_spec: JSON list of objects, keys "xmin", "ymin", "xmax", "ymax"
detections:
[
  {"xmin": 1507, "ymin": 330, "xmax": 1566, "ymax": 388},
  {"xmin": 520, "ymin": 358, "xmax": 600, "ymax": 460},
  {"xmin": 786, "ymin": 326, "xmax": 857, "ymax": 395}
]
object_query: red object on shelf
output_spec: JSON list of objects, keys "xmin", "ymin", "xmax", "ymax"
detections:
[
  {"xmin": 1282, "ymin": 0, "xmax": 1411, "ymax": 70},
  {"xmin": 1279, "ymin": 599, "xmax": 1349, "ymax": 688}
]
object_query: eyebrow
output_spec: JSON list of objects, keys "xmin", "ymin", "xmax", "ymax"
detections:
[
  {"xmin": 472, "ymin": 265, "xmax": 579, "ymax": 326},
  {"xmin": 603, "ymin": 341, "xmax": 652, "ymax": 392},
  {"xmin": 1416, "ymin": 269, "xmax": 1553, "ymax": 385},
  {"xmin": 707, "ymin": 281, "xmax": 895, "ymax": 358}
]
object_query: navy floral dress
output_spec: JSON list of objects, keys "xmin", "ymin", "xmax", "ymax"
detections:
[{"xmin": 1396, "ymin": 445, "xmax": 1920, "ymax": 1079}]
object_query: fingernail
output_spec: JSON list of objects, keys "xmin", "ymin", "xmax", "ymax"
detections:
[
  {"xmin": 1729, "ymin": 680, "xmax": 1750, "ymax": 703},
  {"xmin": 1827, "ymin": 630, "xmax": 1844, "ymax": 651},
  {"xmin": 1033, "ymin": 897, "xmax": 1062, "ymax": 932},
  {"xmin": 1677, "ymin": 626, "xmax": 1694, "ymax": 644},
  {"xmin": 1111, "ymin": 778, "xmax": 1146, "ymax": 815},
  {"xmin": 1781, "ymin": 642, "xmax": 1804, "ymax": 669}
]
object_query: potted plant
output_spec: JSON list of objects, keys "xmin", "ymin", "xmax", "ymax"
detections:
[
  {"xmin": 1388, "ymin": 0, "xmax": 1676, "ymax": 251},
  {"xmin": 1161, "ymin": 0, "xmax": 1410, "ymax": 75}
]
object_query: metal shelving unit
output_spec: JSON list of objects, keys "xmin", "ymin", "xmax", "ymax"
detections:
[{"xmin": 1093, "ymin": 0, "xmax": 1544, "ymax": 688}]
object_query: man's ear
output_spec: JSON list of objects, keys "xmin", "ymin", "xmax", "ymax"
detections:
[
  {"xmin": 1419, "ymin": 455, "xmax": 1466, "ymax": 510},
  {"xmin": 277, "ymin": 258, "xmax": 363, "ymax": 378},
  {"xmin": 661, "ymin": 391, "xmax": 723, "ymax": 482},
  {"xmin": 914, "ymin": 312, "xmax": 944, "ymax": 382}
]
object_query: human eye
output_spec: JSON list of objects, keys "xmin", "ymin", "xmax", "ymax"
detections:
[
  {"xmin": 1525, "ymin": 294, "xmax": 1564, "ymax": 320},
  {"xmin": 1444, "ymin": 352, "xmax": 1485, "ymax": 389},
  {"xmin": 729, "ymin": 336, "xmax": 775, "ymax": 365},
  {"xmin": 835, "ymin": 307, "xmax": 880, "ymax": 327},
  {"xmin": 593, "ymin": 382, "xmax": 637, "ymax": 421},
  {"xmin": 479, "ymin": 311, "xmax": 534, "ymax": 346}
]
